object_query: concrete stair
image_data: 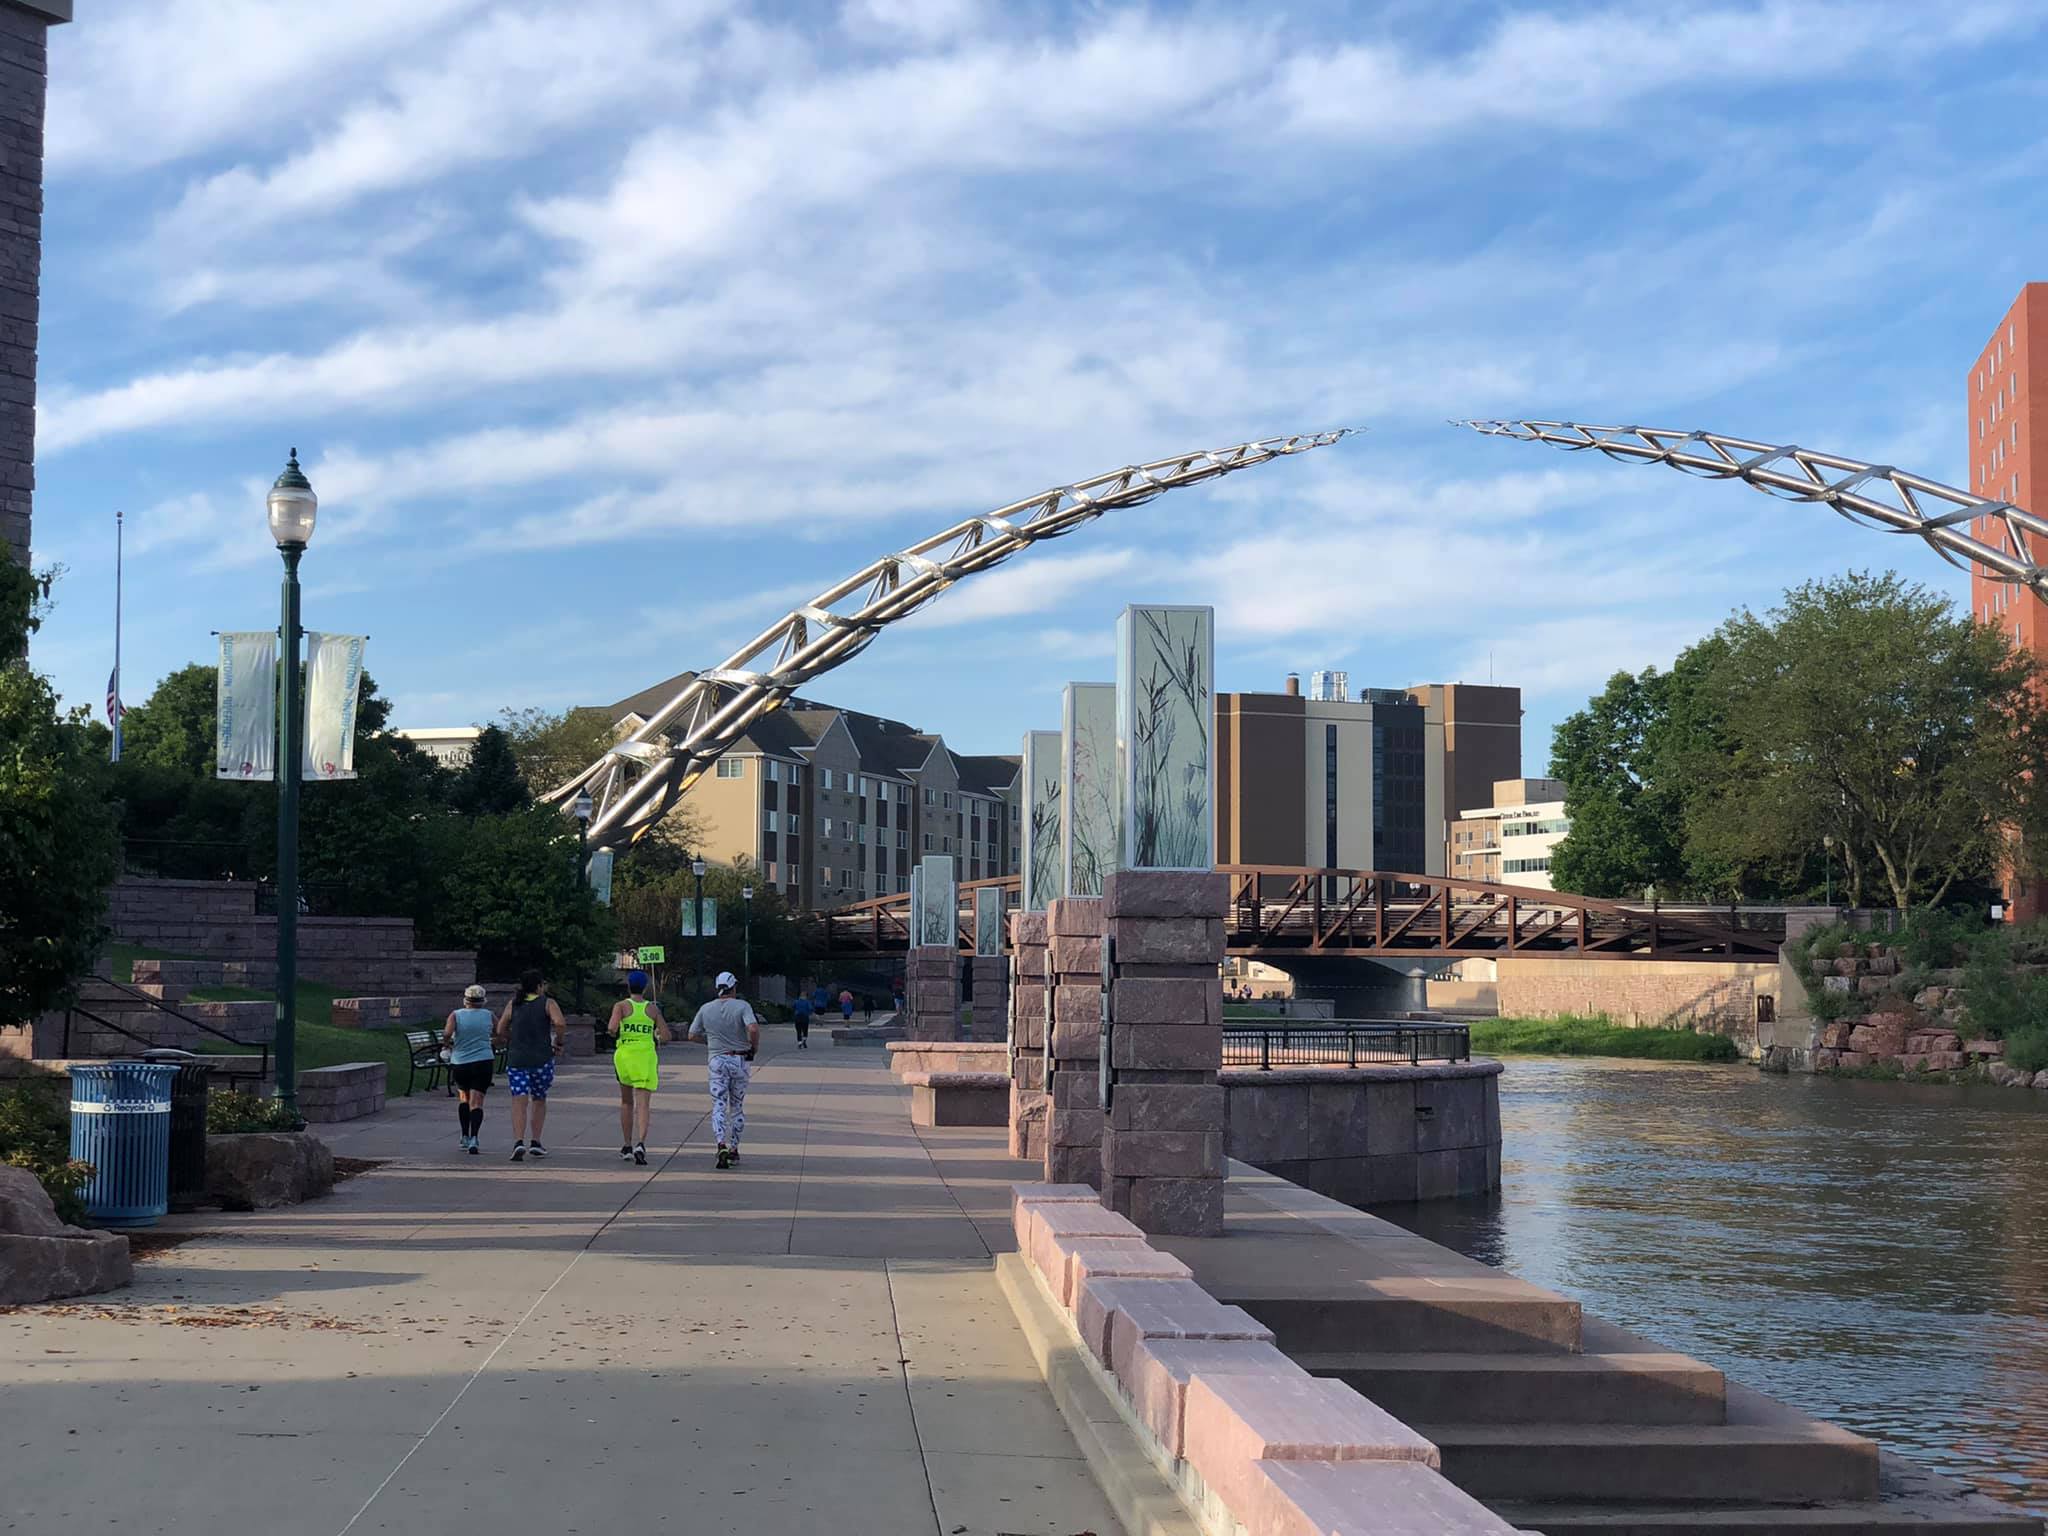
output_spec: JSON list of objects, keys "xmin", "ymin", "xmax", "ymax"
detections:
[{"xmin": 1297, "ymin": 1344, "xmax": 1726, "ymax": 1425}]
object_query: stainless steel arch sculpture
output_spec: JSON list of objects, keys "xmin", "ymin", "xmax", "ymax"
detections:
[
  {"xmin": 1458, "ymin": 420, "xmax": 2048, "ymax": 594},
  {"xmin": 551, "ymin": 430, "xmax": 1352, "ymax": 848}
]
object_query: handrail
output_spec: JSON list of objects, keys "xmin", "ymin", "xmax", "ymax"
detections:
[
  {"xmin": 1221, "ymin": 1020, "xmax": 1471, "ymax": 1070},
  {"xmin": 75, "ymin": 978, "xmax": 274, "ymax": 1081}
]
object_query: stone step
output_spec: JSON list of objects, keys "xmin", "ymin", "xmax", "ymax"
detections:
[
  {"xmin": 1300, "ymin": 1344, "xmax": 1726, "ymax": 1425},
  {"xmin": 1415, "ymin": 1385, "xmax": 1880, "ymax": 1505},
  {"xmin": 1490, "ymin": 1452, "xmax": 2039, "ymax": 1534}
]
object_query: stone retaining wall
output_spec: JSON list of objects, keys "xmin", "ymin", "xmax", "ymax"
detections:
[
  {"xmin": 1496, "ymin": 956, "xmax": 1779, "ymax": 1054},
  {"xmin": 1222, "ymin": 1061, "xmax": 1502, "ymax": 1206},
  {"xmin": 296, "ymin": 1062, "xmax": 387, "ymax": 1124},
  {"xmin": 903, "ymin": 945, "xmax": 960, "ymax": 1042}
]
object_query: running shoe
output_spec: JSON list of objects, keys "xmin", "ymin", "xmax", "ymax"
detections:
[
  {"xmin": 620, "ymin": 1144, "xmax": 634, "ymax": 1161},
  {"xmin": 510, "ymin": 1141, "xmax": 526, "ymax": 1162},
  {"xmin": 633, "ymin": 1143, "xmax": 647, "ymax": 1166},
  {"xmin": 527, "ymin": 1142, "xmax": 548, "ymax": 1158},
  {"xmin": 715, "ymin": 1144, "xmax": 731, "ymax": 1170},
  {"xmin": 728, "ymin": 1146, "xmax": 741, "ymax": 1163},
  {"xmin": 467, "ymin": 1137, "xmax": 479, "ymax": 1156}
]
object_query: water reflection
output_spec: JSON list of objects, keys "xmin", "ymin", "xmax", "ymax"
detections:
[{"xmin": 1379, "ymin": 1058, "xmax": 2048, "ymax": 1512}]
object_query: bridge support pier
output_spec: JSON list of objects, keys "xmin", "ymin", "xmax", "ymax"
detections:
[
  {"xmin": 1008, "ymin": 912, "xmax": 1049, "ymax": 1160},
  {"xmin": 1268, "ymin": 956, "xmax": 1428, "ymax": 1018},
  {"xmin": 1045, "ymin": 897, "xmax": 1105, "ymax": 1190},
  {"xmin": 1101, "ymin": 870, "xmax": 1227, "ymax": 1237},
  {"xmin": 904, "ymin": 945, "xmax": 960, "ymax": 1042}
]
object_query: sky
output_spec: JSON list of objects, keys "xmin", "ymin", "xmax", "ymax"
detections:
[{"xmin": 26, "ymin": 0, "xmax": 2048, "ymax": 774}]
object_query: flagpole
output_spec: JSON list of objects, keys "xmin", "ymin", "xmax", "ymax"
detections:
[{"xmin": 111, "ymin": 508, "xmax": 122, "ymax": 763}]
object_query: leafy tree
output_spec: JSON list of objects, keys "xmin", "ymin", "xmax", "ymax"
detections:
[
  {"xmin": 119, "ymin": 661, "xmax": 220, "ymax": 778},
  {"xmin": 0, "ymin": 562, "xmax": 120, "ymax": 1023},
  {"xmin": 1690, "ymin": 572, "xmax": 2047, "ymax": 912},
  {"xmin": 498, "ymin": 705, "xmax": 617, "ymax": 798},
  {"xmin": 612, "ymin": 857, "xmax": 809, "ymax": 1000},
  {"xmin": 436, "ymin": 807, "xmax": 615, "ymax": 982},
  {"xmin": 451, "ymin": 724, "xmax": 529, "ymax": 816}
]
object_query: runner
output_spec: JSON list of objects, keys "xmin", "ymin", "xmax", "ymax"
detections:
[
  {"xmin": 609, "ymin": 969, "xmax": 671, "ymax": 1165},
  {"xmin": 442, "ymin": 983, "xmax": 496, "ymax": 1155},
  {"xmin": 839, "ymin": 988, "xmax": 854, "ymax": 1022},
  {"xmin": 495, "ymin": 969, "xmax": 565, "ymax": 1162},
  {"xmin": 688, "ymin": 971, "xmax": 759, "ymax": 1169},
  {"xmin": 791, "ymin": 990, "xmax": 813, "ymax": 1050}
]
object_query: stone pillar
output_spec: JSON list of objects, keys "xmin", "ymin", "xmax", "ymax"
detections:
[
  {"xmin": 1008, "ymin": 911, "xmax": 1049, "ymax": 1160},
  {"xmin": 968, "ymin": 954, "xmax": 1008, "ymax": 1042},
  {"xmin": 1045, "ymin": 896, "xmax": 1105, "ymax": 1190},
  {"xmin": 1100, "ymin": 870, "xmax": 1228, "ymax": 1236},
  {"xmin": 903, "ymin": 944, "xmax": 960, "ymax": 1042},
  {"xmin": 0, "ymin": 2, "xmax": 61, "ymax": 568}
]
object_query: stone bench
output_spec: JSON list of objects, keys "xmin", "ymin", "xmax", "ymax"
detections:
[
  {"xmin": 296, "ymin": 1062, "xmax": 387, "ymax": 1124},
  {"xmin": 901, "ymin": 1069, "xmax": 1008, "ymax": 1127},
  {"xmin": 886, "ymin": 1039, "xmax": 1007, "ymax": 1077}
]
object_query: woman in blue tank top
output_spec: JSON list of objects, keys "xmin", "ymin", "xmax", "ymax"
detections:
[{"xmin": 442, "ymin": 984, "xmax": 496, "ymax": 1154}]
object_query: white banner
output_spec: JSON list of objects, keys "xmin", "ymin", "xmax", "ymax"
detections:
[
  {"xmin": 302, "ymin": 632, "xmax": 366, "ymax": 781},
  {"xmin": 216, "ymin": 631, "xmax": 277, "ymax": 781}
]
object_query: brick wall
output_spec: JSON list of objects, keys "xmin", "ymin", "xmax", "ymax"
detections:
[
  {"xmin": 1495, "ymin": 956, "xmax": 1780, "ymax": 1054},
  {"xmin": 0, "ymin": 6, "xmax": 50, "ymax": 566}
]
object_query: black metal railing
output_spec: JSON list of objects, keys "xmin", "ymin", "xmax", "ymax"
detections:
[
  {"xmin": 1222, "ymin": 1021, "xmax": 1471, "ymax": 1070},
  {"xmin": 123, "ymin": 838, "xmax": 253, "ymax": 881},
  {"xmin": 65, "ymin": 977, "xmax": 272, "ymax": 1083}
]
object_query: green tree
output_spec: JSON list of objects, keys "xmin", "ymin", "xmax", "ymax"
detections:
[
  {"xmin": 437, "ymin": 807, "xmax": 615, "ymax": 981},
  {"xmin": 451, "ymin": 724, "xmax": 529, "ymax": 816},
  {"xmin": 0, "ymin": 562, "xmax": 121, "ymax": 1023},
  {"xmin": 119, "ymin": 661, "xmax": 219, "ymax": 778},
  {"xmin": 612, "ymin": 857, "xmax": 809, "ymax": 998},
  {"xmin": 1690, "ymin": 572, "xmax": 2047, "ymax": 912},
  {"xmin": 499, "ymin": 705, "xmax": 617, "ymax": 798}
]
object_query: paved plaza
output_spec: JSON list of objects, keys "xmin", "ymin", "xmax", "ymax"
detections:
[{"xmin": 0, "ymin": 1036, "xmax": 1121, "ymax": 1536}]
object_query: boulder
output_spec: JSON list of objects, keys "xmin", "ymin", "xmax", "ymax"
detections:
[
  {"xmin": 1866, "ymin": 952, "xmax": 1899, "ymax": 976},
  {"xmin": 1987, "ymin": 1062, "xmax": 2032, "ymax": 1088},
  {"xmin": 1818, "ymin": 1022, "xmax": 1855, "ymax": 1050},
  {"xmin": 0, "ymin": 1167, "xmax": 132, "ymax": 1305},
  {"xmin": 1848, "ymin": 1021, "xmax": 1908, "ymax": 1057},
  {"xmin": 2034, "ymin": 1071, "xmax": 2048, "ymax": 1090},
  {"xmin": 205, "ymin": 1132, "xmax": 336, "ymax": 1211},
  {"xmin": 1812, "ymin": 1048, "xmax": 1842, "ymax": 1071},
  {"xmin": 1902, "ymin": 1051, "xmax": 1968, "ymax": 1074},
  {"xmin": 1856, "ymin": 975, "xmax": 1894, "ymax": 997},
  {"xmin": 1837, "ymin": 1051, "xmax": 1872, "ymax": 1069},
  {"xmin": 1905, "ymin": 1031, "xmax": 1962, "ymax": 1055},
  {"xmin": 1822, "ymin": 975, "xmax": 1853, "ymax": 995},
  {"xmin": 1913, "ymin": 986, "xmax": 1948, "ymax": 1008},
  {"xmin": 1965, "ymin": 1039, "xmax": 2004, "ymax": 1057}
]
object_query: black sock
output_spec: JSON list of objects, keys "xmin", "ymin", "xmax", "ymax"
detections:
[
  {"xmin": 470, "ymin": 1108, "xmax": 483, "ymax": 1137},
  {"xmin": 458, "ymin": 1103, "xmax": 473, "ymax": 1136}
]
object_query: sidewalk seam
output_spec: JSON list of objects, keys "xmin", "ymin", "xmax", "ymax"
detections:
[{"xmin": 884, "ymin": 1257, "xmax": 946, "ymax": 1536}]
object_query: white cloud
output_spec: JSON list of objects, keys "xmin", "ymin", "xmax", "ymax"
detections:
[
  {"xmin": 841, "ymin": 0, "xmax": 989, "ymax": 45},
  {"xmin": 907, "ymin": 547, "xmax": 1138, "ymax": 628},
  {"xmin": 46, "ymin": 0, "xmax": 489, "ymax": 171}
]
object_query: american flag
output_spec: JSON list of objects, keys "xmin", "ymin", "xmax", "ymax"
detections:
[{"xmin": 105, "ymin": 668, "xmax": 123, "ymax": 726}]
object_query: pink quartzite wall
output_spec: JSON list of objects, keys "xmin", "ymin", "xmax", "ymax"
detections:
[
  {"xmin": 903, "ymin": 945, "xmax": 960, "ymax": 1042},
  {"xmin": 1008, "ymin": 911, "xmax": 1049, "ymax": 1160},
  {"xmin": 1101, "ymin": 870, "xmax": 1228, "ymax": 1237},
  {"xmin": 1044, "ymin": 897, "xmax": 1105, "ymax": 1189},
  {"xmin": 108, "ymin": 880, "xmax": 477, "ymax": 997}
]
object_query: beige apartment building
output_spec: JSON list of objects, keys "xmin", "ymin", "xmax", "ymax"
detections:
[
  {"xmin": 1454, "ymin": 777, "xmax": 1568, "ymax": 889},
  {"xmin": 608, "ymin": 672, "xmax": 1020, "ymax": 911}
]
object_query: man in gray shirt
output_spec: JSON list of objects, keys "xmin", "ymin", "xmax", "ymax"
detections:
[{"xmin": 689, "ymin": 971, "xmax": 760, "ymax": 1169}]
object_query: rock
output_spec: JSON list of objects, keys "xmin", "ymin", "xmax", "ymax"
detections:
[
  {"xmin": 1818, "ymin": 1022, "xmax": 1855, "ymax": 1050},
  {"xmin": 1923, "ymin": 1051, "xmax": 1968, "ymax": 1072},
  {"xmin": 1905, "ymin": 1031, "xmax": 1962, "ymax": 1055},
  {"xmin": 1914, "ymin": 986, "xmax": 1948, "ymax": 1008},
  {"xmin": 2034, "ymin": 1071, "xmax": 2048, "ymax": 1090},
  {"xmin": 1812, "ymin": 1048, "xmax": 1842, "ymax": 1071},
  {"xmin": 1988, "ymin": 1063, "xmax": 2032, "ymax": 1088},
  {"xmin": 0, "ymin": 1167, "xmax": 132, "ymax": 1305},
  {"xmin": 1965, "ymin": 1039, "xmax": 2004, "ymax": 1057},
  {"xmin": 1857, "ymin": 975, "xmax": 1895, "ymax": 997},
  {"xmin": 1837, "ymin": 1051, "xmax": 1871, "ymax": 1069},
  {"xmin": 1866, "ymin": 953, "xmax": 1900, "ymax": 976},
  {"xmin": 1823, "ymin": 975, "xmax": 1854, "ymax": 995},
  {"xmin": 1848, "ymin": 1021, "xmax": 1908, "ymax": 1057},
  {"xmin": 205, "ymin": 1132, "xmax": 336, "ymax": 1211},
  {"xmin": 1760, "ymin": 1047, "xmax": 1790, "ymax": 1074}
]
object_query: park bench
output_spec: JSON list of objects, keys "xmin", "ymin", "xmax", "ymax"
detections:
[
  {"xmin": 900, "ymin": 1069, "xmax": 1007, "ymax": 1128},
  {"xmin": 404, "ymin": 1030, "xmax": 449, "ymax": 1097}
]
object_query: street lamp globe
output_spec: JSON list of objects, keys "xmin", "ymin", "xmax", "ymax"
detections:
[
  {"xmin": 266, "ymin": 448, "xmax": 318, "ymax": 548},
  {"xmin": 742, "ymin": 884, "xmax": 753, "ymax": 902},
  {"xmin": 692, "ymin": 857, "xmax": 707, "ymax": 879},
  {"xmin": 573, "ymin": 787, "xmax": 594, "ymax": 824}
]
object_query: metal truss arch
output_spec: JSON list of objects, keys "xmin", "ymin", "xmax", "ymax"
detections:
[
  {"xmin": 1457, "ymin": 420, "xmax": 2048, "ymax": 594},
  {"xmin": 552, "ymin": 430, "xmax": 1354, "ymax": 848}
]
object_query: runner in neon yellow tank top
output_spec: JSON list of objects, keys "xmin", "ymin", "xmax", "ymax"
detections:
[{"xmin": 608, "ymin": 970, "xmax": 671, "ymax": 1165}]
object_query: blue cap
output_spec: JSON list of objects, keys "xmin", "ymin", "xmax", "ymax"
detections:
[{"xmin": 627, "ymin": 969, "xmax": 649, "ymax": 991}]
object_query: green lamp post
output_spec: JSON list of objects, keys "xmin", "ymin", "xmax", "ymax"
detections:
[{"xmin": 266, "ymin": 449, "xmax": 317, "ymax": 1119}]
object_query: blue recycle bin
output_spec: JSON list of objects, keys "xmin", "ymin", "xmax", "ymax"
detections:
[{"xmin": 68, "ymin": 1062, "xmax": 176, "ymax": 1227}]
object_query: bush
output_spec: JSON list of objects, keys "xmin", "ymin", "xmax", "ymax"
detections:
[
  {"xmin": 1472, "ymin": 1015, "xmax": 1741, "ymax": 1062},
  {"xmin": 1895, "ymin": 908, "xmax": 1980, "ymax": 970},
  {"xmin": 206, "ymin": 1089, "xmax": 301, "ymax": 1134},
  {"xmin": 0, "ymin": 1078, "xmax": 93, "ymax": 1225},
  {"xmin": 2006, "ymin": 1025, "xmax": 2048, "ymax": 1075}
]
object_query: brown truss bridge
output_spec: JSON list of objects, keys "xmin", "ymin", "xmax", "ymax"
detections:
[{"xmin": 815, "ymin": 866, "xmax": 1785, "ymax": 962}]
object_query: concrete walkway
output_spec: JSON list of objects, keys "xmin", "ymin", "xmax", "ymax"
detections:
[{"xmin": 1, "ymin": 1036, "xmax": 1120, "ymax": 1536}]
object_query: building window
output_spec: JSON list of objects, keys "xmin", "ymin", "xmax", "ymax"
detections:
[
  {"xmin": 822, "ymin": 768, "xmax": 835, "ymax": 791},
  {"xmin": 716, "ymin": 758, "xmax": 744, "ymax": 779},
  {"xmin": 858, "ymin": 825, "xmax": 868, "ymax": 845},
  {"xmin": 923, "ymin": 786, "xmax": 934, "ymax": 805},
  {"xmin": 822, "ymin": 866, "xmax": 833, "ymax": 885},
  {"xmin": 764, "ymin": 760, "xmax": 780, "ymax": 783},
  {"xmin": 857, "ymin": 776, "xmax": 869, "ymax": 797},
  {"xmin": 764, "ymin": 810, "xmax": 778, "ymax": 833},
  {"xmin": 942, "ymin": 836, "xmax": 953, "ymax": 853},
  {"xmin": 788, "ymin": 764, "xmax": 803, "ymax": 785},
  {"xmin": 1324, "ymin": 723, "xmax": 1338, "ymax": 869},
  {"xmin": 1504, "ymin": 857, "xmax": 1552, "ymax": 875},
  {"xmin": 897, "ymin": 829, "xmax": 908, "ymax": 849},
  {"xmin": 942, "ymin": 792, "xmax": 953, "ymax": 808},
  {"xmin": 923, "ymin": 833, "xmax": 933, "ymax": 851},
  {"xmin": 822, "ymin": 817, "xmax": 834, "ymax": 837},
  {"xmin": 789, "ymin": 813, "xmax": 801, "ymax": 834}
]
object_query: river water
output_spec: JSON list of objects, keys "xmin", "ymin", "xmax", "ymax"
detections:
[{"xmin": 1381, "ymin": 1058, "xmax": 2048, "ymax": 1512}]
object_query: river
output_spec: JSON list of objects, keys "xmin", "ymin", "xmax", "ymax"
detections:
[{"xmin": 1380, "ymin": 1057, "xmax": 2048, "ymax": 1513}]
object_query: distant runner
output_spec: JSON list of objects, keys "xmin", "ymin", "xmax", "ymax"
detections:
[
  {"xmin": 496, "ymin": 969, "xmax": 565, "ymax": 1162},
  {"xmin": 689, "ymin": 971, "xmax": 759, "ymax": 1169},
  {"xmin": 442, "ymin": 983, "xmax": 495, "ymax": 1155},
  {"xmin": 791, "ymin": 991, "xmax": 813, "ymax": 1050},
  {"xmin": 609, "ymin": 969, "xmax": 672, "ymax": 1165}
]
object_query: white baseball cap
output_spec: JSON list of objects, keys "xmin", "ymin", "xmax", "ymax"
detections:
[{"xmin": 715, "ymin": 971, "xmax": 738, "ymax": 991}]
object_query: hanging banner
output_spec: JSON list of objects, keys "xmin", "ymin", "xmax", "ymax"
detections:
[
  {"xmin": 588, "ymin": 849, "xmax": 614, "ymax": 906},
  {"xmin": 302, "ymin": 632, "xmax": 366, "ymax": 780},
  {"xmin": 216, "ymin": 631, "xmax": 278, "ymax": 781}
]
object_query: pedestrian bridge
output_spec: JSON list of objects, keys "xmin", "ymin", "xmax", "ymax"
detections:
[{"xmin": 816, "ymin": 865, "xmax": 1785, "ymax": 962}]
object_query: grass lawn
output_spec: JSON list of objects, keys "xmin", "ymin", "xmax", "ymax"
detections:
[
  {"xmin": 1470, "ymin": 1014, "xmax": 1740, "ymax": 1062},
  {"xmin": 104, "ymin": 943, "xmax": 179, "ymax": 984},
  {"xmin": 190, "ymin": 1021, "xmax": 432, "ymax": 1094}
]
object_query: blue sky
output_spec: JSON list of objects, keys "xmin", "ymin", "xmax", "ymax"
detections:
[{"xmin": 26, "ymin": 0, "xmax": 2048, "ymax": 773}]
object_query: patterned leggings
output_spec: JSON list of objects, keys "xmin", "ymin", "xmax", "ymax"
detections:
[{"xmin": 709, "ymin": 1054, "xmax": 750, "ymax": 1147}]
